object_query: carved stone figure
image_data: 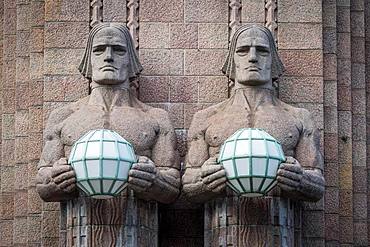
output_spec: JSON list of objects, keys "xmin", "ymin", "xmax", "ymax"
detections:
[
  {"xmin": 36, "ymin": 23, "xmax": 180, "ymax": 246},
  {"xmin": 182, "ymin": 25, "xmax": 325, "ymax": 246}
]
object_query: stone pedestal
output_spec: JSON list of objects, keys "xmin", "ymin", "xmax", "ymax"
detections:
[
  {"xmin": 204, "ymin": 193, "xmax": 302, "ymax": 247},
  {"xmin": 60, "ymin": 190, "xmax": 158, "ymax": 247}
]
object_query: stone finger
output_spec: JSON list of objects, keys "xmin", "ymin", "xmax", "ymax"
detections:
[
  {"xmin": 129, "ymin": 169, "xmax": 156, "ymax": 181},
  {"xmin": 277, "ymin": 182, "xmax": 295, "ymax": 192},
  {"xmin": 128, "ymin": 183, "xmax": 146, "ymax": 193},
  {"xmin": 128, "ymin": 176, "xmax": 152, "ymax": 188},
  {"xmin": 277, "ymin": 176, "xmax": 299, "ymax": 188},
  {"xmin": 52, "ymin": 165, "xmax": 72, "ymax": 178},
  {"xmin": 202, "ymin": 169, "xmax": 226, "ymax": 184},
  {"xmin": 131, "ymin": 163, "xmax": 156, "ymax": 173},
  {"xmin": 59, "ymin": 177, "xmax": 76, "ymax": 190},
  {"xmin": 207, "ymin": 176, "xmax": 227, "ymax": 191},
  {"xmin": 277, "ymin": 169, "xmax": 302, "ymax": 182},
  {"xmin": 279, "ymin": 163, "xmax": 302, "ymax": 174},
  {"xmin": 63, "ymin": 183, "xmax": 77, "ymax": 193},
  {"xmin": 137, "ymin": 156, "xmax": 150, "ymax": 163},
  {"xmin": 53, "ymin": 170, "xmax": 76, "ymax": 184},
  {"xmin": 201, "ymin": 165, "xmax": 223, "ymax": 178}
]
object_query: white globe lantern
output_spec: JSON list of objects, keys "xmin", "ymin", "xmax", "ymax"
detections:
[
  {"xmin": 218, "ymin": 128, "xmax": 285, "ymax": 197},
  {"xmin": 68, "ymin": 129, "xmax": 137, "ymax": 199}
]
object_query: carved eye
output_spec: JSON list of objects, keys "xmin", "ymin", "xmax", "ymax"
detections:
[
  {"xmin": 256, "ymin": 46, "xmax": 270, "ymax": 56},
  {"xmin": 112, "ymin": 45, "xmax": 126, "ymax": 56},
  {"xmin": 236, "ymin": 47, "xmax": 250, "ymax": 57},
  {"xmin": 92, "ymin": 46, "xmax": 105, "ymax": 56}
]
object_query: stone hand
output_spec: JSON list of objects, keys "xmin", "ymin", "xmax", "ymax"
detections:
[
  {"xmin": 128, "ymin": 156, "xmax": 157, "ymax": 193},
  {"xmin": 51, "ymin": 157, "xmax": 77, "ymax": 193},
  {"xmin": 277, "ymin": 156, "xmax": 303, "ymax": 192},
  {"xmin": 201, "ymin": 157, "xmax": 227, "ymax": 194}
]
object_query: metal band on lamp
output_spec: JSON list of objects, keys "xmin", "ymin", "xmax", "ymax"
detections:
[
  {"xmin": 68, "ymin": 129, "xmax": 136, "ymax": 199},
  {"xmin": 218, "ymin": 128, "xmax": 285, "ymax": 197}
]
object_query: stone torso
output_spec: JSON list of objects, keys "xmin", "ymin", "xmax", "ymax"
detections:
[
  {"xmin": 58, "ymin": 92, "xmax": 159, "ymax": 159},
  {"xmin": 204, "ymin": 93, "xmax": 302, "ymax": 159}
]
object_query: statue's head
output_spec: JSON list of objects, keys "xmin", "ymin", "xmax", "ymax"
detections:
[
  {"xmin": 222, "ymin": 25, "xmax": 284, "ymax": 88},
  {"xmin": 79, "ymin": 23, "xmax": 142, "ymax": 85}
]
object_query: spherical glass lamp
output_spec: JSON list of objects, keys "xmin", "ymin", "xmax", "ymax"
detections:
[
  {"xmin": 218, "ymin": 128, "xmax": 285, "ymax": 197},
  {"xmin": 68, "ymin": 129, "xmax": 137, "ymax": 199}
]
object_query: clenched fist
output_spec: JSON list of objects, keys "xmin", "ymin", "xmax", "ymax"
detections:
[
  {"xmin": 201, "ymin": 157, "xmax": 227, "ymax": 194},
  {"xmin": 277, "ymin": 156, "xmax": 303, "ymax": 192},
  {"xmin": 128, "ymin": 156, "xmax": 157, "ymax": 193}
]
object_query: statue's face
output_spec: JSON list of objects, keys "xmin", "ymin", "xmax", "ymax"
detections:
[
  {"xmin": 91, "ymin": 27, "xmax": 129, "ymax": 85},
  {"xmin": 234, "ymin": 28, "xmax": 272, "ymax": 86}
]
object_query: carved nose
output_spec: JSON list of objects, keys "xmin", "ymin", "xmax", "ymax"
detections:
[
  {"xmin": 248, "ymin": 47, "xmax": 257, "ymax": 62},
  {"xmin": 104, "ymin": 46, "xmax": 113, "ymax": 62}
]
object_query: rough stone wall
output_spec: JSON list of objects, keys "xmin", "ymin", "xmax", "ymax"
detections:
[{"xmin": 0, "ymin": 0, "xmax": 370, "ymax": 246}]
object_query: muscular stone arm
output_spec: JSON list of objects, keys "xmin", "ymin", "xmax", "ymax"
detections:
[
  {"xmin": 133, "ymin": 109, "xmax": 181, "ymax": 204},
  {"xmin": 36, "ymin": 107, "xmax": 79, "ymax": 202},
  {"xmin": 279, "ymin": 109, "xmax": 325, "ymax": 202},
  {"xmin": 182, "ymin": 111, "xmax": 225, "ymax": 203}
]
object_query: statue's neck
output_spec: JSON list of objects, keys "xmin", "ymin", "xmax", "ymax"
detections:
[
  {"xmin": 232, "ymin": 86, "xmax": 275, "ymax": 111},
  {"xmin": 89, "ymin": 81, "xmax": 131, "ymax": 110}
]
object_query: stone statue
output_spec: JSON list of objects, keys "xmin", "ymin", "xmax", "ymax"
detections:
[
  {"xmin": 182, "ymin": 25, "xmax": 325, "ymax": 246},
  {"xmin": 36, "ymin": 23, "xmax": 180, "ymax": 246}
]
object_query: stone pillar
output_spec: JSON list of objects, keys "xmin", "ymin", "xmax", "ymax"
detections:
[
  {"xmin": 204, "ymin": 192, "xmax": 301, "ymax": 247},
  {"xmin": 63, "ymin": 191, "xmax": 158, "ymax": 247}
]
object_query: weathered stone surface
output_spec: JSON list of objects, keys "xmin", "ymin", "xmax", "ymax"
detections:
[
  {"xmin": 15, "ymin": 110, "xmax": 28, "ymax": 137},
  {"xmin": 184, "ymin": 49, "xmax": 227, "ymax": 75},
  {"xmin": 14, "ymin": 190, "xmax": 28, "ymax": 216},
  {"xmin": 0, "ymin": 220, "xmax": 13, "ymax": 246},
  {"xmin": 241, "ymin": 0, "xmax": 265, "ymax": 23},
  {"xmin": 30, "ymin": 28, "xmax": 44, "ymax": 52},
  {"xmin": 44, "ymin": 48, "xmax": 84, "ymax": 74},
  {"xmin": 198, "ymin": 24, "xmax": 228, "ymax": 49},
  {"xmin": 324, "ymin": 162, "xmax": 338, "ymax": 187},
  {"xmin": 323, "ymin": 53, "xmax": 337, "ymax": 80},
  {"xmin": 279, "ymin": 77, "xmax": 323, "ymax": 103},
  {"xmin": 323, "ymin": 27, "xmax": 337, "ymax": 54},
  {"xmin": 42, "ymin": 211, "xmax": 60, "ymax": 238},
  {"xmin": 0, "ymin": 193, "xmax": 14, "ymax": 220},
  {"xmin": 16, "ymin": 84, "xmax": 30, "ymax": 110},
  {"xmin": 199, "ymin": 76, "xmax": 228, "ymax": 103},
  {"xmin": 1, "ymin": 166, "xmax": 15, "ymax": 192},
  {"xmin": 337, "ymin": 85, "xmax": 351, "ymax": 111},
  {"xmin": 17, "ymin": 4, "xmax": 30, "ymax": 31},
  {"xmin": 45, "ymin": 22, "xmax": 89, "ymax": 48},
  {"xmin": 325, "ymin": 214, "xmax": 339, "ymax": 241},
  {"xmin": 30, "ymin": 52, "xmax": 44, "ymax": 80},
  {"xmin": 339, "ymin": 190, "xmax": 353, "ymax": 216},
  {"xmin": 278, "ymin": 23, "xmax": 322, "ymax": 49},
  {"xmin": 351, "ymin": 37, "xmax": 366, "ymax": 63},
  {"xmin": 325, "ymin": 187, "xmax": 339, "ymax": 213},
  {"xmin": 324, "ymin": 106, "xmax": 338, "ymax": 134},
  {"xmin": 170, "ymin": 24, "xmax": 198, "ymax": 49},
  {"xmin": 30, "ymin": 1, "xmax": 44, "ymax": 27},
  {"xmin": 139, "ymin": 76, "xmax": 169, "ymax": 103},
  {"xmin": 350, "ymin": 11, "xmax": 365, "ymax": 37},
  {"xmin": 352, "ymin": 141, "xmax": 366, "ymax": 167},
  {"xmin": 352, "ymin": 63, "xmax": 366, "ymax": 88},
  {"xmin": 27, "ymin": 215, "xmax": 42, "ymax": 242},
  {"xmin": 354, "ymin": 222, "xmax": 368, "ymax": 246},
  {"xmin": 278, "ymin": 0, "xmax": 321, "ymax": 23},
  {"xmin": 16, "ymin": 57, "xmax": 30, "ymax": 83},
  {"xmin": 169, "ymin": 76, "xmax": 198, "ymax": 103},
  {"xmin": 3, "ymin": 35, "xmax": 16, "ymax": 59},
  {"xmin": 279, "ymin": 50, "xmax": 323, "ymax": 77},
  {"xmin": 184, "ymin": 0, "xmax": 228, "ymax": 23},
  {"xmin": 3, "ymin": 59, "xmax": 16, "ymax": 88},
  {"xmin": 339, "ymin": 216, "xmax": 353, "ymax": 243},
  {"xmin": 337, "ymin": 59, "xmax": 351, "ymax": 85},
  {"xmin": 302, "ymin": 211, "xmax": 325, "ymax": 238},
  {"xmin": 352, "ymin": 115, "xmax": 366, "ymax": 141},
  {"xmin": 139, "ymin": 23, "xmax": 169, "ymax": 49},
  {"xmin": 43, "ymin": 74, "xmax": 88, "ymax": 102},
  {"xmin": 168, "ymin": 104, "xmax": 184, "ymax": 129},
  {"xmin": 28, "ymin": 188, "xmax": 43, "ymax": 214},
  {"xmin": 15, "ymin": 136, "xmax": 29, "ymax": 163},
  {"xmin": 184, "ymin": 103, "xmax": 211, "ymax": 128},
  {"xmin": 337, "ymin": 33, "xmax": 351, "ymax": 59},
  {"xmin": 45, "ymin": 0, "xmax": 89, "ymax": 22},
  {"xmin": 140, "ymin": 49, "xmax": 183, "ymax": 76},
  {"xmin": 4, "ymin": 8, "xmax": 16, "ymax": 35},
  {"xmin": 2, "ymin": 113, "xmax": 15, "ymax": 139},
  {"xmin": 140, "ymin": 0, "xmax": 183, "ymax": 22},
  {"xmin": 103, "ymin": 0, "xmax": 126, "ymax": 22}
]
